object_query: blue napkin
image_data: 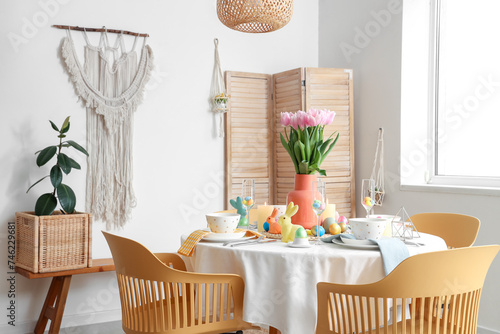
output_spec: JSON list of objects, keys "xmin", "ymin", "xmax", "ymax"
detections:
[
  {"xmin": 321, "ymin": 233, "xmax": 355, "ymax": 243},
  {"xmin": 369, "ymin": 238, "xmax": 409, "ymax": 275}
]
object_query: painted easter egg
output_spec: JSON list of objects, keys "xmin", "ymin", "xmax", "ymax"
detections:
[
  {"xmin": 295, "ymin": 227, "xmax": 308, "ymax": 239},
  {"xmin": 247, "ymin": 198, "xmax": 254, "ymax": 205},
  {"xmin": 311, "ymin": 225, "xmax": 325, "ymax": 237},
  {"xmin": 323, "ymin": 217, "xmax": 336, "ymax": 232},
  {"xmin": 338, "ymin": 216, "xmax": 348, "ymax": 224},
  {"xmin": 263, "ymin": 222, "xmax": 270, "ymax": 232},
  {"xmin": 329, "ymin": 222, "xmax": 341, "ymax": 235},
  {"xmin": 313, "ymin": 202, "xmax": 320, "ymax": 209},
  {"xmin": 245, "ymin": 196, "xmax": 252, "ymax": 201}
]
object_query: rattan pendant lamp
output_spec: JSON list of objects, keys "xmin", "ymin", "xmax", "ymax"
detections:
[{"xmin": 217, "ymin": 0, "xmax": 294, "ymax": 33}]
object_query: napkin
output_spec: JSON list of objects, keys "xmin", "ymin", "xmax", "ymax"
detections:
[
  {"xmin": 369, "ymin": 238, "xmax": 409, "ymax": 275},
  {"xmin": 178, "ymin": 229, "xmax": 261, "ymax": 257},
  {"xmin": 320, "ymin": 233, "xmax": 355, "ymax": 243}
]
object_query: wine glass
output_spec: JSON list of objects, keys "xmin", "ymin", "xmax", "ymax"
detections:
[
  {"xmin": 241, "ymin": 179, "xmax": 255, "ymax": 229},
  {"xmin": 312, "ymin": 179, "xmax": 327, "ymax": 245},
  {"xmin": 361, "ymin": 179, "xmax": 375, "ymax": 217}
]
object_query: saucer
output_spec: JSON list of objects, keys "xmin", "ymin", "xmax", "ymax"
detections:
[{"xmin": 202, "ymin": 231, "xmax": 247, "ymax": 242}]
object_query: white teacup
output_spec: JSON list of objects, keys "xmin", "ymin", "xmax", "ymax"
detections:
[
  {"xmin": 349, "ymin": 218, "xmax": 388, "ymax": 240},
  {"xmin": 206, "ymin": 213, "xmax": 240, "ymax": 233}
]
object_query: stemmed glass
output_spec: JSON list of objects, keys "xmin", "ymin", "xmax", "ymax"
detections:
[
  {"xmin": 361, "ymin": 179, "xmax": 375, "ymax": 217},
  {"xmin": 312, "ymin": 179, "xmax": 327, "ymax": 245},
  {"xmin": 241, "ymin": 179, "xmax": 255, "ymax": 229}
]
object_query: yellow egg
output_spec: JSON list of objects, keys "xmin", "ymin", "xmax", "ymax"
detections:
[
  {"xmin": 329, "ymin": 223, "xmax": 341, "ymax": 235},
  {"xmin": 338, "ymin": 222, "xmax": 347, "ymax": 232}
]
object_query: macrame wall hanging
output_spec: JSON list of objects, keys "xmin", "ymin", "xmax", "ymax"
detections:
[
  {"xmin": 56, "ymin": 25, "xmax": 153, "ymax": 229},
  {"xmin": 210, "ymin": 38, "xmax": 229, "ymax": 138},
  {"xmin": 370, "ymin": 128, "xmax": 385, "ymax": 206}
]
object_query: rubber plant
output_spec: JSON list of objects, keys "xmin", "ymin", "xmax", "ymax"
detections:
[{"xmin": 27, "ymin": 116, "xmax": 89, "ymax": 216}]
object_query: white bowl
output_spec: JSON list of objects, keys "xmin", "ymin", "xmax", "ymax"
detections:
[
  {"xmin": 206, "ymin": 213, "xmax": 241, "ymax": 233},
  {"xmin": 349, "ymin": 218, "xmax": 388, "ymax": 240},
  {"xmin": 368, "ymin": 214, "xmax": 401, "ymax": 222}
]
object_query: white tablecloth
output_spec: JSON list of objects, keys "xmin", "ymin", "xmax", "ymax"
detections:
[{"xmin": 181, "ymin": 233, "xmax": 447, "ymax": 334}]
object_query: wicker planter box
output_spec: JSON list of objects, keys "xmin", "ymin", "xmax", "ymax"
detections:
[{"xmin": 15, "ymin": 211, "xmax": 92, "ymax": 273}]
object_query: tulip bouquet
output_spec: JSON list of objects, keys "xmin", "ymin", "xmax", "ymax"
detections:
[{"xmin": 280, "ymin": 109, "xmax": 339, "ymax": 176}]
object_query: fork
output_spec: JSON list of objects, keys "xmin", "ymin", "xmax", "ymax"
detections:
[{"xmin": 222, "ymin": 235, "xmax": 262, "ymax": 247}]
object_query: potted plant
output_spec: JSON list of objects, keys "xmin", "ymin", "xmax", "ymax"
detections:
[
  {"xmin": 16, "ymin": 116, "xmax": 92, "ymax": 273},
  {"xmin": 280, "ymin": 109, "xmax": 339, "ymax": 229}
]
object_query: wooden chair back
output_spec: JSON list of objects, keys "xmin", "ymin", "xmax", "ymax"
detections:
[
  {"xmin": 103, "ymin": 231, "xmax": 253, "ymax": 334},
  {"xmin": 410, "ymin": 213, "xmax": 480, "ymax": 248},
  {"xmin": 316, "ymin": 245, "xmax": 500, "ymax": 334}
]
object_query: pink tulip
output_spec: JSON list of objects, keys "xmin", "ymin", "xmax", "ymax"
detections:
[
  {"xmin": 296, "ymin": 110, "xmax": 307, "ymax": 128},
  {"xmin": 322, "ymin": 110, "xmax": 336, "ymax": 125},
  {"xmin": 280, "ymin": 112, "xmax": 292, "ymax": 127},
  {"xmin": 290, "ymin": 113, "xmax": 300, "ymax": 129}
]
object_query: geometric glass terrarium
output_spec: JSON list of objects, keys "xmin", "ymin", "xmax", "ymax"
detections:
[{"xmin": 391, "ymin": 206, "xmax": 420, "ymax": 240}]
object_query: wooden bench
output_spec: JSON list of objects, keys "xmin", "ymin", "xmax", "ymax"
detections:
[{"xmin": 16, "ymin": 259, "xmax": 115, "ymax": 334}]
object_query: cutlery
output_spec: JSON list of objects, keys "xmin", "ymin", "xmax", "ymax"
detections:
[
  {"xmin": 231, "ymin": 238, "xmax": 277, "ymax": 247},
  {"xmin": 403, "ymin": 240, "xmax": 425, "ymax": 247},
  {"xmin": 223, "ymin": 235, "xmax": 262, "ymax": 247}
]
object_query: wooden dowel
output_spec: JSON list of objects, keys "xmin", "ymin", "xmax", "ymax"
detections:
[{"xmin": 52, "ymin": 25, "xmax": 149, "ymax": 37}]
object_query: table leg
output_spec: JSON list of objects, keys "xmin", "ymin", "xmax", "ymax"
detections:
[
  {"xmin": 269, "ymin": 326, "xmax": 281, "ymax": 334},
  {"xmin": 34, "ymin": 275, "xmax": 72, "ymax": 334}
]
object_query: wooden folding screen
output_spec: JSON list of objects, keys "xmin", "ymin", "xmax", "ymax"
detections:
[
  {"xmin": 225, "ymin": 72, "xmax": 274, "ymax": 205},
  {"xmin": 225, "ymin": 68, "xmax": 356, "ymax": 218}
]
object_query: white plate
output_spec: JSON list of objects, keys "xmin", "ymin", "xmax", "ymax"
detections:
[
  {"xmin": 340, "ymin": 236, "xmax": 375, "ymax": 246},
  {"xmin": 288, "ymin": 241, "xmax": 313, "ymax": 248},
  {"xmin": 332, "ymin": 238, "xmax": 379, "ymax": 250},
  {"xmin": 202, "ymin": 231, "xmax": 247, "ymax": 242}
]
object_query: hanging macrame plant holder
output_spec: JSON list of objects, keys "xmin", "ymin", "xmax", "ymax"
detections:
[
  {"xmin": 210, "ymin": 38, "xmax": 229, "ymax": 138},
  {"xmin": 370, "ymin": 128, "xmax": 385, "ymax": 206}
]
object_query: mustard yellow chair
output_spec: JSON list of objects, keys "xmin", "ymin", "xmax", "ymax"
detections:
[
  {"xmin": 410, "ymin": 213, "xmax": 480, "ymax": 248},
  {"xmin": 316, "ymin": 245, "xmax": 499, "ymax": 334},
  {"xmin": 103, "ymin": 232, "xmax": 255, "ymax": 334}
]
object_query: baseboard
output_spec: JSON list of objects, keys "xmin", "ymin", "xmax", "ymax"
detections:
[
  {"xmin": 478, "ymin": 325, "xmax": 500, "ymax": 334},
  {"xmin": 0, "ymin": 308, "xmax": 122, "ymax": 334}
]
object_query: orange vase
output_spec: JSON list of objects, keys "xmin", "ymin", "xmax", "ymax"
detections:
[{"xmin": 286, "ymin": 174, "xmax": 317, "ymax": 229}]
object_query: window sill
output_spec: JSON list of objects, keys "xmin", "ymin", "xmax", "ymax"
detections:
[{"xmin": 400, "ymin": 183, "xmax": 500, "ymax": 197}]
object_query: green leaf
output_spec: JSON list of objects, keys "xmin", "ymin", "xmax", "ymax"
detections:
[
  {"xmin": 49, "ymin": 120, "xmax": 59, "ymax": 132},
  {"xmin": 65, "ymin": 140, "xmax": 89, "ymax": 156},
  {"xmin": 293, "ymin": 142, "xmax": 302, "ymax": 165},
  {"xmin": 280, "ymin": 133, "xmax": 299, "ymax": 174},
  {"xmin": 66, "ymin": 156, "xmax": 81, "ymax": 170},
  {"xmin": 298, "ymin": 141, "xmax": 306, "ymax": 161},
  {"xmin": 61, "ymin": 116, "xmax": 70, "ymax": 133},
  {"xmin": 303, "ymin": 127, "xmax": 311, "ymax": 161},
  {"xmin": 50, "ymin": 166, "xmax": 63, "ymax": 188},
  {"xmin": 58, "ymin": 134, "xmax": 67, "ymax": 138},
  {"xmin": 319, "ymin": 132, "xmax": 339, "ymax": 166},
  {"xmin": 299, "ymin": 161, "xmax": 309, "ymax": 174},
  {"xmin": 57, "ymin": 184, "xmax": 76, "ymax": 214},
  {"xmin": 36, "ymin": 146, "xmax": 57, "ymax": 167},
  {"xmin": 26, "ymin": 175, "xmax": 50, "ymax": 193},
  {"xmin": 35, "ymin": 193, "xmax": 57, "ymax": 216},
  {"xmin": 318, "ymin": 168, "xmax": 327, "ymax": 176},
  {"xmin": 58, "ymin": 153, "xmax": 72, "ymax": 174}
]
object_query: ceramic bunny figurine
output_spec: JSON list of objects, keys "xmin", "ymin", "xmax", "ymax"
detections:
[
  {"xmin": 230, "ymin": 196, "xmax": 247, "ymax": 226},
  {"xmin": 267, "ymin": 208, "xmax": 281, "ymax": 234},
  {"xmin": 278, "ymin": 202, "xmax": 300, "ymax": 243}
]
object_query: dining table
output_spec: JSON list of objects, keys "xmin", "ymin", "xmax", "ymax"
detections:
[{"xmin": 180, "ymin": 232, "xmax": 447, "ymax": 334}]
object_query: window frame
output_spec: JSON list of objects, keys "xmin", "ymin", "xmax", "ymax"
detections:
[{"xmin": 400, "ymin": 0, "xmax": 500, "ymax": 195}]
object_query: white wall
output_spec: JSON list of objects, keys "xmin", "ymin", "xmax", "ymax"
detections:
[
  {"xmin": 0, "ymin": 0, "xmax": 318, "ymax": 331},
  {"xmin": 318, "ymin": 0, "xmax": 500, "ymax": 332}
]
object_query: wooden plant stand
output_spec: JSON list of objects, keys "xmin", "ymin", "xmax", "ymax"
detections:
[{"xmin": 16, "ymin": 258, "xmax": 115, "ymax": 334}]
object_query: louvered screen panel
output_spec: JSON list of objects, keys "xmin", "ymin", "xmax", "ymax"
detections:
[
  {"xmin": 225, "ymin": 72, "xmax": 273, "ymax": 207},
  {"xmin": 304, "ymin": 68, "xmax": 356, "ymax": 217},
  {"xmin": 272, "ymin": 68, "xmax": 305, "ymax": 205}
]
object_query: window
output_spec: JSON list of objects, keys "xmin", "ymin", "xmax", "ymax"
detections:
[{"xmin": 401, "ymin": 0, "xmax": 500, "ymax": 194}]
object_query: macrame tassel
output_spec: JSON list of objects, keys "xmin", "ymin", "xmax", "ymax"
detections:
[
  {"xmin": 370, "ymin": 128, "xmax": 385, "ymax": 206},
  {"xmin": 62, "ymin": 31, "xmax": 153, "ymax": 229},
  {"xmin": 210, "ymin": 38, "xmax": 229, "ymax": 138}
]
